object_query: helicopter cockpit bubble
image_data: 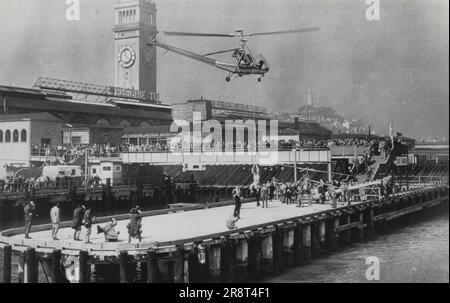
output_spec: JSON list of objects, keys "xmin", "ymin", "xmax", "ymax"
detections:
[{"xmin": 254, "ymin": 54, "xmax": 269, "ymax": 71}]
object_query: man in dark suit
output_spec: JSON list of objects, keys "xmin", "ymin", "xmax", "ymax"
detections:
[{"xmin": 24, "ymin": 201, "xmax": 35, "ymax": 239}]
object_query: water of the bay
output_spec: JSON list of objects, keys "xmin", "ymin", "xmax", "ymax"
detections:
[{"xmin": 264, "ymin": 210, "xmax": 449, "ymax": 283}]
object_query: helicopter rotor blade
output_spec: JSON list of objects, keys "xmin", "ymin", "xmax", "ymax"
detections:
[
  {"xmin": 203, "ymin": 48, "xmax": 239, "ymax": 57},
  {"xmin": 163, "ymin": 31, "xmax": 236, "ymax": 38},
  {"xmin": 246, "ymin": 27, "xmax": 320, "ymax": 37}
]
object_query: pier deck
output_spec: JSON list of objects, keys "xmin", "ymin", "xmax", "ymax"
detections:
[{"xmin": 5, "ymin": 200, "xmax": 337, "ymax": 252}]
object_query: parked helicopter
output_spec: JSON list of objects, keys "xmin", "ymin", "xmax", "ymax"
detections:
[{"xmin": 148, "ymin": 27, "xmax": 320, "ymax": 82}]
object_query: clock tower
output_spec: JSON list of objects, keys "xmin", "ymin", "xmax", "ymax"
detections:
[{"xmin": 113, "ymin": 0, "xmax": 157, "ymax": 93}]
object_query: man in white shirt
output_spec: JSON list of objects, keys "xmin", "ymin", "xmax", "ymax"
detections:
[
  {"xmin": 226, "ymin": 214, "xmax": 239, "ymax": 230},
  {"xmin": 50, "ymin": 202, "xmax": 60, "ymax": 240}
]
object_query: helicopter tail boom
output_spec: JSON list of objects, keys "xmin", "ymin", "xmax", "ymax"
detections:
[{"xmin": 149, "ymin": 40, "xmax": 236, "ymax": 72}]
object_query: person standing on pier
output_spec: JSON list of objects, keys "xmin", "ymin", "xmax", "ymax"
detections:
[
  {"xmin": 50, "ymin": 202, "xmax": 60, "ymax": 240},
  {"xmin": 127, "ymin": 206, "xmax": 143, "ymax": 243},
  {"xmin": 329, "ymin": 186, "xmax": 337, "ymax": 208},
  {"xmin": 83, "ymin": 205, "xmax": 95, "ymax": 244},
  {"xmin": 233, "ymin": 186, "xmax": 242, "ymax": 218},
  {"xmin": 261, "ymin": 183, "xmax": 269, "ymax": 208},
  {"xmin": 24, "ymin": 200, "xmax": 35, "ymax": 239},
  {"xmin": 252, "ymin": 185, "xmax": 261, "ymax": 207},
  {"xmin": 71, "ymin": 204, "xmax": 85, "ymax": 241},
  {"xmin": 269, "ymin": 180, "xmax": 276, "ymax": 202}
]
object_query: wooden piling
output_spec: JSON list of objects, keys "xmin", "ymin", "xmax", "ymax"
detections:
[
  {"xmin": 318, "ymin": 220, "xmax": 327, "ymax": 253},
  {"xmin": 356, "ymin": 211, "xmax": 365, "ymax": 241},
  {"xmin": 222, "ymin": 238, "xmax": 236, "ymax": 282},
  {"xmin": 344, "ymin": 214, "xmax": 352, "ymax": 245},
  {"xmin": 365, "ymin": 208, "xmax": 375, "ymax": 240},
  {"xmin": 325, "ymin": 216, "xmax": 338, "ymax": 250},
  {"xmin": 25, "ymin": 247, "xmax": 38, "ymax": 283},
  {"xmin": 248, "ymin": 233, "xmax": 262, "ymax": 280},
  {"xmin": 273, "ymin": 226, "xmax": 284, "ymax": 272},
  {"xmin": 147, "ymin": 250, "xmax": 159, "ymax": 283},
  {"xmin": 78, "ymin": 250, "xmax": 89, "ymax": 283},
  {"xmin": 293, "ymin": 223, "xmax": 303, "ymax": 264},
  {"xmin": 196, "ymin": 245, "xmax": 209, "ymax": 283},
  {"xmin": 119, "ymin": 250, "xmax": 129, "ymax": 283},
  {"xmin": 235, "ymin": 239, "xmax": 249, "ymax": 282},
  {"xmin": 260, "ymin": 233, "xmax": 274, "ymax": 274},
  {"xmin": 208, "ymin": 245, "xmax": 222, "ymax": 282},
  {"xmin": 51, "ymin": 249, "xmax": 62, "ymax": 283},
  {"xmin": 2, "ymin": 245, "xmax": 12, "ymax": 283},
  {"xmin": 173, "ymin": 246, "xmax": 185, "ymax": 283},
  {"xmin": 302, "ymin": 223, "xmax": 312, "ymax": 260},
  {"xmin": 282, "ymin": 228, "xmax": 294, "ymax": 267}
]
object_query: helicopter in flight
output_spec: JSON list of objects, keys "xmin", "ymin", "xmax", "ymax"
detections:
[{"xmin": 148, "ymin": 27, "xmax": 320, "ymax": 82}]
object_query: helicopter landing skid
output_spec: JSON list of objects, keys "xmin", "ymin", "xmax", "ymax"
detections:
[{"xmin": 225, "ymin": 73, "xmax": 264, "ymax": 82}]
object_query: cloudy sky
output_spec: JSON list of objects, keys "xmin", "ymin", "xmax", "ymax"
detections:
[{"xmin": 0, "ymin": 0, "xmax": 448, "ymax": 140}]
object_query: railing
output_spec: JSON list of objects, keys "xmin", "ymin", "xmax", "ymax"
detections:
[
  {"xmin": 121, "ymin": 149, "xmax": 331, "ymax": 165},
  {"xmin": 0, "ymin": 178, "xmax": 152, "ymax": 197},
  {"xmin": 330, "ymin": 145, "xmax": 369, "ymax": 157}
]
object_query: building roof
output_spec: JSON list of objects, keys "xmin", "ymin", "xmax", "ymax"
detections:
[
  {"xmin": 0, "ymin": 112, "xmax": 62, "ymax": 122},
  {"xmin": 0, "ymin": 84, "xmax": 172, "ymax": 121},
  {"xmin": 3, "ymin": 95, "xmax": 172, "ymax": 120}
]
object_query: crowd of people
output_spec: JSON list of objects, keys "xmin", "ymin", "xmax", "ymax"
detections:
[
  {"xmin": 28, "ymin": 136, "xmax": 396, "ymax": 161},
  {"xmin": 226, "ymin": 173, "xmax": 389, "ymax": 230},
  {"xmin": 23, "ymin": 200, "xmax": 144, "ymax": 244}
]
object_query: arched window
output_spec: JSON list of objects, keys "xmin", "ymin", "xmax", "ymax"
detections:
[
  {"xmin": 119, "ymin": 120, "xmax": 131, "ymax": 128},
  {"xmin": 21, "ymin": 129, "xmax": 27, "ymax": 142},
  {"xmin": 0, "ymin": 130, "xmax": 3, "ymax": 142},
  {"xmin": 96, "ymin": 118, "xmax": 110, "ymax": 126},
  {"xmin": 13, "ymin": 130, "xmax": 19, "ymax": 142},
  {"xmin": 5, "ymin": 130, "xmax": 11, "ymax": 142}
]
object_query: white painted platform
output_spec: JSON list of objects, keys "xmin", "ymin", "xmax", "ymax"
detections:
[{"xmin": 9, "ymin": 200, "xmax": 354, "ymax": 252}]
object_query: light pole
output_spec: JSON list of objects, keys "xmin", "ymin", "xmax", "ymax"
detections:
[{"xmin": 293, "ymin": 147, "xmax": 297, "ymax": 183}]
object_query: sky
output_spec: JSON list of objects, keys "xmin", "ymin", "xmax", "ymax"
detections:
[{"xmin": 0, "ymin": 0, "xmax": 448, "ymax": 140}]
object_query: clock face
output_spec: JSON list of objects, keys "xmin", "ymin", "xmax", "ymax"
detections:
[
  {"xmin": 143, "ymin": 46, "xmax": 154, "ymax": 68},
  {"xmin": 118, "ymin": 46, "xmax": 136, "ymax": 68}
]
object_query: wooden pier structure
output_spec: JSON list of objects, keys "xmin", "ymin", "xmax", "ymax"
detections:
[{"xmin": 0, "ymin": 183, "xmax": 448, "ymax": 283}]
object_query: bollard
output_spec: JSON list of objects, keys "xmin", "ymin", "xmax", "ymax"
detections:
[
  {"xmin": 51, "ymin": 249, "xmax": 62, "ymax": 283},
  {"xmin": 24, "ymin": 247, "xmax": 38, "ymax": 283},
  {"xmin": 302, "ymin": 224, "xmax": 312, "ymax": 260},
  {"xmin": 235, "ymin": 239, "xmax": 249, "ymax": 282},
  {"xmin": 248, "ymin": 233, "xmax": 262, "ymax": 280},
  {"xmin": 79, "ymin": 250, "xmax": 89, "ymax": 283},
  {"xmin": 147, "ymin": 250, "xmax": 159, "ymax": 283},
  {"xmin": 119, "ymin": 250, "xmax": 129, "ymax": 283},
  {"xmin": 221, "ymin": 238, "xmax": 236, "ymax": 282},
  {"xmin": 2, "ymin": 245, "xmax": 12, "ymax": 283},
  {"xmin": 208, "ymin": 245, "xmax": 222, "ymax": 282},
  {"xmin": 173, "ymin": 246, "xmax": 185, "ymax": 283},
  {"xmin": 260, "ymin": 233, "xmax": 274, "ymax": 274}
]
